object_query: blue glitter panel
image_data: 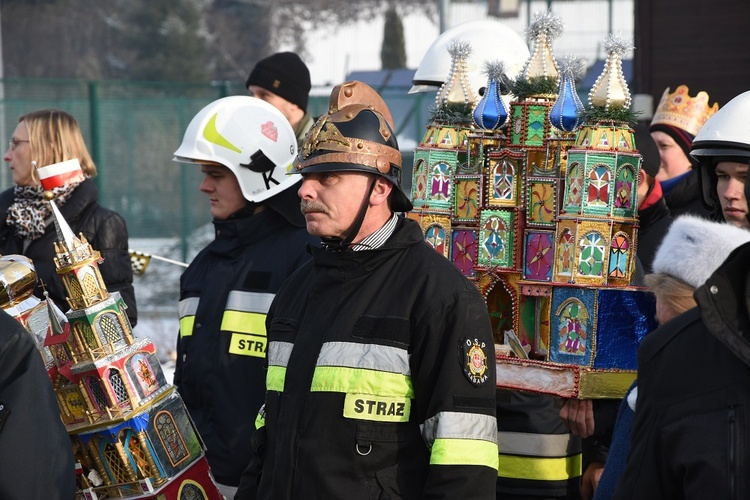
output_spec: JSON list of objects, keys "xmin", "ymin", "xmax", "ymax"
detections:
[
  {"xmin": 593, "ymin": 289, "xmax": 657, "ymax": 370},
  {"xmin": 550, "ymin": 287, "xmax": 596, "ymax": 366}
]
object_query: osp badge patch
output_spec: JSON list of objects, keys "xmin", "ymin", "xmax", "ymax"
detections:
[{"xmin": 460, "ymin": 338, "xmax": 489, "ymax": 386}]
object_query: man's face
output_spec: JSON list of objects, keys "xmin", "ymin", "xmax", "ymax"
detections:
[
  {"xmin": 248, "ymin": 85, "xmax": 297, "ymax": 124},
  {"xmin": 298, "ymin": 170, "xmax": 372, "ymax": 238},
  {"xmin": 199, "ymin": 163, "xmax": 246, "ymax": 220},
  {"xmin": 715, "ymin": 161, "xmax": 750, "ymax": 229}
]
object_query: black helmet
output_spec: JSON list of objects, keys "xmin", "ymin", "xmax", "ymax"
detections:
[{"xmin": 294, "ymin": 81, "xmax": 413, "ymax": 212}]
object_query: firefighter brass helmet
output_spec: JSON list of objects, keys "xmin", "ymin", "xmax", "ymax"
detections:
[{"xmin": 294, "ymin": 81, "xmax": 413, "ymax": 212}]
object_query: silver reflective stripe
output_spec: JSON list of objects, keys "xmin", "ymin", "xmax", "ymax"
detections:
[
  {"xmin": 498, "ymin": 431, "xmax": 580, "ymax": 457},
  {"xmin": 226, "ymin": 291, "xmax": 275, "ymax": 313},
  {"xmin": 178, "ymin": 297, "xmax": 200, "ymax": 318},
  {"xmin": 268, "ymin": 341, "xmax": 294, "ymax": 367},
  {"xmin": 317, "ymin": 341, "xmax": 410, "ymax": 375},
  {"xmin": 421, "ymin": 411, "xmax": 498, "ymax": 446}
]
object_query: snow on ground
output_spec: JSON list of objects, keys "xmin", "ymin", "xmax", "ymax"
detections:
[{"xmin": 130, "ymin": 226, "xmax": 213, "ymax": 371}]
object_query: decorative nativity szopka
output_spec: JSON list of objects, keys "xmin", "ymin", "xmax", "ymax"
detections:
[
  {"xmin": 409, "ymin": 16, "xmax": 656, "ymax": 399},
  {"xmin": 3, "ymin": 159, "xmax": 222, "ymax": 499}
]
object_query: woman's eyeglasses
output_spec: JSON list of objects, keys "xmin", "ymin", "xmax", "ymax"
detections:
[{"xmin": 8, "ymin": 138, "xmax": 29, "ymax": 150}]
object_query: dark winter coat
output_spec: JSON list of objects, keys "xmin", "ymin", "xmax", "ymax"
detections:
[
  {"xmin": 237, "ymin": 217, "xmax": 498, "ymax": 500},
  {"xmin": 175, "ymin": 202, "xmax": 317, "ymax": 487},
  {"xmin": 637, "ymin": 190, "xmax": 672, "ymax": 273},
  {"xmin": 614, "ymin": 242, "xmax": 750, "ymax": 499},
  {"xmin": 663, "ymin": 168, "xmax": 711, "ymax": 219},
  {"xmin": 0, "ymin": 308, "xmax": 75, "ymax": 499},
  {"xmin": 0, "ymin": 179, "xmax": 137, "ymax": 325}
]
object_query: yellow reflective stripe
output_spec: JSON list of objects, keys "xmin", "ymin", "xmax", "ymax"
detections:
[
  {"xmin": 343, "ymin": 394, "xmax": 411, "ymax": 422},
  {"xmin": 310, "ymin": 366, "xmax": 414, "ymax": 398},
  {"xmin": 497, "ymin": 453, "xmax": 582, "ymax": 481},
  {"xmin": 255, "ymin": 412, "xmax": 265, "ymax": 430},
  {"xmin": 179, "ymin": 315, "xmax": 195, "ymax": 338},
  {"xmin": 267, "ymin": 365, "xmax": 287, "ymax": 392},
  {"xmin": 221, "ymin": 310, "xmax": 267, "ymax": 335},
  {"xmin": 178, "ymin": 297, "xmax": 200, "ymax": 338},
  {"xmin": 228, "ymin": 333, "xmax": 267, "ymax": 357},
  {"xmin": 430, "ymin": 438, "xmax": 499, "ymax": 469}
]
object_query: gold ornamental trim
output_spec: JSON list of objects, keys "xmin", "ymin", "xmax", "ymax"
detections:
[{"xmin": 296, "ymin": 152, "xmax": 398, "ymax": 174}]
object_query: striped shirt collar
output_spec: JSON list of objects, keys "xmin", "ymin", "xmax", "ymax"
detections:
[{"xmin": 350, "ymin": 213, "xmax": 399, "ymax": 251}]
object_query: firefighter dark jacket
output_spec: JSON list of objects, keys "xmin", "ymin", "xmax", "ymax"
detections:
[
  {"xmin": 175, "ymin": 202, "xmax": 317, "ymax": 487},
  {"xmin": 237, "ymin": 217, "xmax": 499, "ymax": 499}
]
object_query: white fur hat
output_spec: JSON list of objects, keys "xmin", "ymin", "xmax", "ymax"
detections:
[{"xmin": 651, "ymin": 215, "xmax": 750, "ymax": 288}]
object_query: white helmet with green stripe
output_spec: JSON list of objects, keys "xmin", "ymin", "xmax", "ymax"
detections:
[{"xmin": 173, "ymin": 95, "xmax": 299, "ymax": 203}]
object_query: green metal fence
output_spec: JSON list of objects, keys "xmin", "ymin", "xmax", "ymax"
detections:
[{"xmin": 0, "ymin": 79, "xmax": 430, "ymax": 262}]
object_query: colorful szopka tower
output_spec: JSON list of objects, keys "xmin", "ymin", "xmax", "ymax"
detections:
[{"xmin": 6, "ymin": 159, "xmax": 223, "ymax": 499}]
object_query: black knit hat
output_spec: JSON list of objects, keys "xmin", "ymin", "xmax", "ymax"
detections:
[{"xmin": 245, "ymin": 52, "xmax": 311, "ymax": 112}]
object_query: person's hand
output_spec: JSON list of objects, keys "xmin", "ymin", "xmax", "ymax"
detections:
[
  {"xmin": 559, "ymin": 398, "xmax": 595, "ymax": 437},
  {"xmin": 581, "ymin": 461, "xmax": 604, "ymax": 500}
]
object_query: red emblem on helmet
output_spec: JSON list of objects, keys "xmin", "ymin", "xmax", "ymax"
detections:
[{"xmin": 261, "ymin": 121, "xmax": 278, "ymax": 142}]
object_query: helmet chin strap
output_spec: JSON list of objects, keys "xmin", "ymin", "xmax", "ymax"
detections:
[{"xmin": 321, "ymin": 175, "xmax": 377, "ymax": 251}]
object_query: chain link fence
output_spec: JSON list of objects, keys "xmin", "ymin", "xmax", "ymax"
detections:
[{"xmin": 0, "ymin": 78, "xmax": 428, "ymax": 263}]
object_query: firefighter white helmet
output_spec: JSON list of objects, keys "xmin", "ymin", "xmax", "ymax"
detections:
[
  {"xmin": 173, "ymin": 95, "xmax": 299, "ymax": 203},
  {"xmin": 409, "ymin": 20, "xmax": 530, "ymax": 95},
  {"xmin": 690, "ymin": 90, "xmax": 750, "ymax": 215}
]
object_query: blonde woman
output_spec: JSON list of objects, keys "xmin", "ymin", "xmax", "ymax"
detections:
[{"xmin": 0, "ymin": 109, "xmax": 136, "ymax": 324}]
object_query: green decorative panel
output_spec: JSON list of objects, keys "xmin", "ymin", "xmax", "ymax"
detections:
[
  {"xmin": 582, "ymin": 153, "xmax": 617, "ymax": 217},
  {"xmin": 510, "ymin": 105, "xmax": 524, "ymax": 145},
  {"xmin": 478, "ymin": 209, "xmax": 516, "ymax": 269},
  {"xmin": 525, "ymin": 105, "xmax": 547, "ymax": 146},
  {"xmin": 563, "ymin": 153, "xmax": 586, "ymax": 215},
  {"xmin": 612, "ymin": 153, "xmax": 641, "ymax": 218}
]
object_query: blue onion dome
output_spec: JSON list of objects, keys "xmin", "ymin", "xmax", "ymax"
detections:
[
  {"xmin": 550, "ymin": 55, "xmax": 586, "ymax": 132},
  {"xmin": 473, "ymin": 61, "xmax": 510, "ymax": 130}
]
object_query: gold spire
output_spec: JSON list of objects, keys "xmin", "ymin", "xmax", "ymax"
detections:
[
  {"xmin": 589, "ymin": 34, "xmax": 632, "ymax": 110},
  {"xmin": 521, "ymin": 11, "xmax": 563, "ymax": 80}
]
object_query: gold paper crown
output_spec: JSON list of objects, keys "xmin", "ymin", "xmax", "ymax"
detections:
[{"xmin": 650, "ymin": 85, "xmax": 719, "ymax": 136}]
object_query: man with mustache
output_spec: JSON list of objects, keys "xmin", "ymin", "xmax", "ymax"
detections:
[
  {"xmin": 236, "ymin": 81, "xmax": 499, "ymax": 499},
  {"xmin": 171, "ymin": 96, "xmax": 319, "ymax": 498}
]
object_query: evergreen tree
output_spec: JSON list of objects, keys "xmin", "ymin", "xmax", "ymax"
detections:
[
  {"xmin": 381, "ymin": 5, "xmax": 407, "ymax": 69},
  {"xmin": 121, "ymin": 0, "xmax": 209, "ymax": 82}
]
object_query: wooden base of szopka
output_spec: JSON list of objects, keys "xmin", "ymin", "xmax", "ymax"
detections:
[{"xmin": 496, "ymin": 355, "xmax": 636, "ymax": 399}]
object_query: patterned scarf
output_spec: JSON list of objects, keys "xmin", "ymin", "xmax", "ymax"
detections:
[{"xmin": 6, "ymin": 182, "xmax": 81, "ymax": 240}]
